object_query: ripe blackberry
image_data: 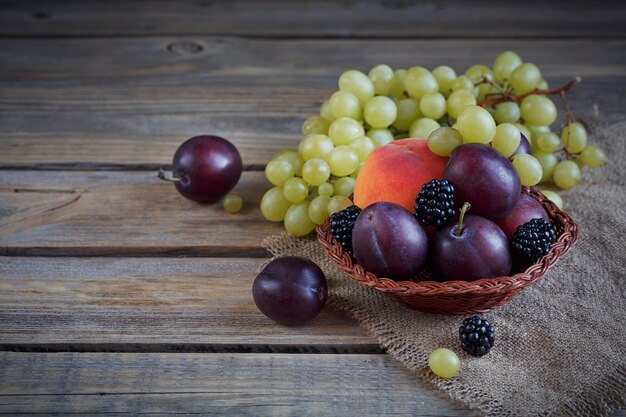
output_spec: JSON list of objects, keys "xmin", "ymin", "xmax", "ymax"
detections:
[
  {"xmin": 511, "ymin": 218, "xmax": 557, "ymax": 264},
  {"xmin": 329, "ymin": 205, "xmax": 361, "ymax": 254},
  {"xmin": 459, "ymin": 316, "xmax": 495, "ymax": 357},
  {"xmin": 414, "ymin": 179, "xmax": 456, "ymax": 226}
]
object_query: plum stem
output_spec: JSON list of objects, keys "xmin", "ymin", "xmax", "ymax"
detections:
[
  {"xmin": 454, "ymin": 202, "xmax": 471, "ymax": 237},
  {"xmin": 157, "ymin": 168, "xmax": 182, "ymax": 182}
]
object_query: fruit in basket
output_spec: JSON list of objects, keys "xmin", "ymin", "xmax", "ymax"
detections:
[
  {"xmin": 431, "ymin": 203, "xmax": 512, "ymax": 281},
  {"xmin": 443, "ymin": 143, "xmax": 521, "ymax": 219},
  {"xmin": 494, "ymin": 193, "xmax": 549, "ymax": 239},
  {"xmin": 353, "ymin": 139, "xmax": 448, "ymax": 213},
  {"xmin": 329, "ymin": 205, "xmax": 361, "ymax": 254},
  {"xmin": 352, "ymin": 202, "xmax": 428, "ymax": 280},
  {"xmin": 414, "ymin": 179, "xmax": 456, "ymax": 227},
  {"xmin": 459, "ymin": 316, "xmax": 495, "ymax": 357},
  {"xmin": 429, "ymin": 348, "xmax": 460, "ymax": 379},
  {"xmin": 252, "ymin": 257, "xmax": 328, "ymax": 325},
  {"xmin": 162, "ymin": 135, "xmax": 242, "ymax": 203},
  {"xmin": 511, "ymin": 218, "xmax": 557, "ymax": 264}
]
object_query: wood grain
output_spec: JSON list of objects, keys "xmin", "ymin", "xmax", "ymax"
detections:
[
  {"xmin": 0, "ymin": 38, "xmax": 624, "ymax": 168},
  {"xmin": 0, "ymin": 351, "xmax": 481, "ymax": 416},
  {"xmin": 0, "ymin": 257, "xmax": 376, "ymax": 349},
  {"xmin": 1, "ymin": 0, "xmax": 625, "ymax": 38}
]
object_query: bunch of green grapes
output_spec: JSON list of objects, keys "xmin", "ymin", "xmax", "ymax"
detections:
[{"xmin": 261, "ymin": 51, "xmax": 605, "ymax": 235}]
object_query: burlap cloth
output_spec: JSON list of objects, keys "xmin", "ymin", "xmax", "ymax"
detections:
[{"xmin": 263, "ymin": 119, "xmax": 626, "ymax": 417}]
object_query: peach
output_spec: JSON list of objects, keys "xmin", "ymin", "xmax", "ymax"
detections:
[{"xmin": 353, "ymin": 139, "xmax": 448, "ymax": 212}]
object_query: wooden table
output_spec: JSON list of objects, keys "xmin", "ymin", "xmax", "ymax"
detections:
[{"xmin": 1, "ymin": 1, "xmax": 625, "ymax": 415}]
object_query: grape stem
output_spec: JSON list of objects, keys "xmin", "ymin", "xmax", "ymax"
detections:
[
  {"xmin": 454, "ymin": 202, "xmax": 471, "ymax": 237},
  {"xmin": 477, "ymin": 76, "xmax": 582, "ymax": 108},
  {"xmin": 157, "ymin": 168, "xmax": 182, "ymax": 182}
]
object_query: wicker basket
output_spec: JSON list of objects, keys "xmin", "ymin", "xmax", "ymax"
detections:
[{"xmin": 316, "ymin": 187, "xmax": 578, "ymax": 314}]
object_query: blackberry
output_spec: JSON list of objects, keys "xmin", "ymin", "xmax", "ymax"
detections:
[
  {"xmin": 511, "ymin": 218, "xmax": 557, "ymax": 264},
  {"xmin": 414, "ymin": 179, "xmax": 456, "ymax": 226},
  {"xmin": 459, "ymin": 316, "xmax": 495, "ymax": 357},
  {"xmin": 329, "ymin": 205, "xmax": 361, "ymax": 254}
]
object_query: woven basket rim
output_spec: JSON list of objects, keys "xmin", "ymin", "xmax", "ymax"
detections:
[{"xmin": 316, "ymin": 187, "xmax": 579, "ymax": 296}]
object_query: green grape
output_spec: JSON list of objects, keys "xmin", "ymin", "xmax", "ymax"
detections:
[
  {"xmin": 446, "ymin": 90, "xmax": 477, "ymax": 119},
  {"xmin": 299, "ymin": 134, "xmax": 334, "ymax": 161},
  {"xmin": 283, "ymin": 177, "xmax": 309, "ymax": 203},
  {"xmin": 302, "ymin": 115, "xmax": 330, "ymax": 135},
  {"xmin": 339, "ymin": 69, "xmax": 375, "ymax": 104},
  {"xmin": 222, "ymin": 194, "xmax": 243, "ymax": 214},
  {"xmin": 510, "ymin": 63, "xmax": 541, "ymax": 94},
  {"xmin": 428, "ymin": 348, "xmax": 460, "ymax": 379},
  {"xmin": 350, "ymin": 136, "xmax": 375, "ymax": 161},
  {"xmin": 533, "ymin": 150, "xmax": 558, "ymax": 183},
  {"xmin": 451, "ymin": 75, "xmax": 474, "ymax": 92},
  {"xmin": 329, "ymin": 117, "xmax": 365, "ymax": 146},
  {"xmin": 308, "ymin": 195, "xmax": 331, "ymax": 225},
  {"xmin": 393, "ymin": 98, "xmax": 422, "ymax": 131},
  {"xmin": 538, "ymin": 79, "xmax": 549, "ymax": 90},
  {"xmin": 432, "ymin": 65, "xmax": 457, "ymax": 95},
  {"xmin": 327, "ymin": 195, "xmax": 353, "ymax": 215},
  {"xmin": 260, "ymin": 187, "xmax": 292, "ymax": 222},
  {"xmin": 409, "ymin": 118, "xmax": 440, "ymax": 139},
  {"xmin": 512, "ymin": 154, "xmax": 543, "ymax": 186},
  {"xmin": 390, "ymin": 69, "xmax": 407, "ymax": 100},
  {"xmin": 427, "ymin": 127, "xmax": 463, "ymax": 157},
  {"xmin": 333, "ymin": 177, "xmax": 356, "ymax": 197},
  {"xmin": 521, "ymin": 95, "xmax": 557, "ymax": 126},
  {"xmin": 562, "ymin": 122, "xmax": 587, "ymax": 153},
  {"xmin": 540, "ymin": 190, "xmax": 563, "ymax": 210},
  {"xmin": 535, "ymin": 132, "xmax": 561, "ymax": 153},
  {"xmin": 320, "ymin": 100, "xmax": 335, "ymax": 122},
  {"xmin": 553, "ymin": 160, "xmax": 581, "ymax": 189},
  {"xmin": 329, "ymin": 90, "xmax": 362, "ymax": 120},
  {"xmin": 350, "ymin": 162, "xmax": 364, "ymax": 179},
  {"xmin": 491, "ymin": 123, "xmax": 521, "ymax": 158},
  {"xmin": 284, "ymin": 201, "xmax": 316, "ymax": 237},
  {"xmin": 457, "ymin": 105, "xmax": 496, "ymax": 144},
  {"xmin": 265, "ymin": 159, "xmax": 295, "ymax": 186},
  {"xmin": 318, "ymin": 182, "xmax": 334, "ymax": 197},
  {"xmin": 366, "ymin": 129, "xmax": 395, "ymax": 147},
  {"xmin": 404, "ymin": 66, "xmax": 439, "ymax": 100},
  {"xmin": 364, "ymin": 96, "xmax": 397, "ymax": 129},
  {"xmin": 579, "ymin": 145, "xmax": 606, "ymax": 167},
  {"xmin": 302, "ymin": 158, "xmax": 331, "ymax": 186},
  {"xmin": 368, "ymin": 64, "xmax": 394, "ymax": 96},
  {"xmin": 276, "ymin": 151, "xmax": 304, "ymax": 176},
  {"xmin": 419, "ymin": 92, "xmax": 447, "ymax": 120},
  {"xmin": 492, "ymin": 51, "xmax": 522, "ymax": 84},
  {"xmin": 526, "ymin": 124, "xmax": 551, "ymax": 150},
  {"xmin": 514, "ymin": 123, "xmax": 532, "ymax": 141},
  {"xmin": 494, "ymin": 102, "xmax": 521, "ymax": 124},
  {"xmin": 465, "ymin": 64, "xmax": 494, "ymax": 99},
  {"xmin": 327, "ymin": 145, "xmax": 359, "ymax": 176}
]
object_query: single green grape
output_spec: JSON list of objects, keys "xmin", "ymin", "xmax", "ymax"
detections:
[
  {"xmin": 538, "ymin": 79, "xmax": 549, "ymax": 90},
  {"xmin": 222, "ymin": 194, "xmax": 243, "ymax": 213},
  {"xmin": 446, "ymin": 90, "xmax": 477, "ymax": 119},
  {"xmin": 533, "ymin": 150, "xmax": 558, "ymax": 183},
  {"xmin": 428, "ymin": 348, "xmax": 460, "ymax": 379},
  {"xmin": 275, "ymin": 151, "xmax": 304, "ymax": 177},
  {"xmin": 339, "ymin": 69, "xmax": 375, "ymax": 104},
  {"xmin": 320, "ymin": 100, "xmax": 335, "ymax": 122},
  {"xmin": 419, "ymin": 92, "xmax": 447, "ymax": 120},
  {"xmin": 514, "ymin": 123, "xmax": 532, "ymax": 142},
  {"xmin": 491, "ymin": 123, "xmax": 521, "ymax": 158},
  {"xmin": 561, "ymin": 122, "xmax": 587, "ymax": 154},
  {"xmin": 366, "ymin": 129, "xmax": 395, "ymax": 147},
  {"xmin": 283, "ymin": 177, "xmax": 309, "ymax": 203},
  {"xmin": 393, "ymin": 98, "xmax": 422, "ymax": 131},
  {"xmin": 368, "ymin": 64, "xmax": 394, "ymax": 96},
  {"xmin": 457, "ymin": 105, "xmax": 496, "ymax": 144},
  {"xmin": 409, "ymin": 118, "xmax": 440, "ymax": 139},
  {"xmin": 494, "ymin": 102, "xmax": 521, "ymax": 124},
  {"xmin": 553, "ymin": 160, "xmax": 581, "ymax": 189},
  {"xmin": 427, "ymin": 127, "xmax": 463, "ymax": 157},
  {"xmin": 432, "ymin": 65, "xmax": 457, "ymax": 96},
  {"xmin": 299, "ymin": 134, "xmax": 334, "ymax": 161},
  {"xmin": 329, "ymin": 117, "xmax": 365, "ymax": 146},
  {"xmin": 451, "ymin": 75, "xmax": 474, "ymax": 92},
  {"xmin": 512, "ymin": 154, "xmax": 543, "ymax": 186},
  {"xmin": 364, "ymin": 96, "xmax": 397, "ymax": 129},
  {"xmin": 302, "ymin": 115, "xmax": 330, "ymax": 136},
  {"xmin": 535, "ymin": 132, "xmax": 561, "ymax": 153},
  {"xmin": 318, "ymin": 182, "xmax": 334, "ymax": 197},
  {"xmin": 540, "ymin": 190, "xmax": 563, "ymax": 210},
  {"xmin": 265, "ymin": 159, "xmax": 295, "ymax": 186},
  {"xmin": 350, "ymin": 136, "xmax": 375, "ymax": 161},
  {"xmin": 284, "ymin": 201, "xmax": 316, "ymax": 236},
  {"xmin": 302, "ymin": 158, "xmax": 331, "ymax": 186},
  {"xmin": 390, "ymin": 69, "xmax": 407, "ymax": 100},
  {"xmin": 404, "ymin": 66, "xmax": 439, "ymax": 100},
  {"xmin": 327, "ymin": 195, "xmax": 353, "ymax": 215},
  {"xmin": 492, "ymin": 51, "xmax": 522, "ymax": 84},
  {"xmin": 260, "ymin": 187, "xmax": 292, "ymax": 222},
  {"xmin": 333, "ymin": 177, "xmax": 356, "ymax": 197},
  {"xmin": 327, "ymin": 145, "xmax": 359, "ymax": 176},
  {"xmin": 329, "ymin": 90, "xmax": 362, "ymax": 120},
  {"xmin": 521, "ymin": 95, "xmax": 557, "ymax": 126},
  {"xmin": 579, "ymin": 145, "xmax": 606, "ymax": 167},
  {"xmin": 510, "ymin": 63, "xmax": 541, "ymax": 94},
  {"xmin": 308, "ymin": 195, "xmax": 331, "ymax": 225}
]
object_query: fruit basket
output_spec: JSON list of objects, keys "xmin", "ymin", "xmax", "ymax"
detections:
[{"xmin": 316, "ymin": 187, "xmax": 578, "ymax": 314}]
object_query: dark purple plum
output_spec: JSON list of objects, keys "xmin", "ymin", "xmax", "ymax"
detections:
[
  {"xmin": 252, "ymin": 257, "xmax": 327, "ymax": 325},
  {"xmin": 510, "ymin": 133, "xmax": 532, "ymax": 158},
  {"xmin": 443, "ymin": 143, "xmax": 521, "ymax": 219},
  {"xmin": 169, "ymin": 135, "xmax": 242, "ymax": 203},
  {"xmin": 431, "ymin": 205, "xmax": 512, "ymax": 281},
  {"xmin": 494, "ymin": 193, "xmax": 549, "ymax": 239},
  {"xmin": 352, "ymin": 202, "xmax": 428, "ymax": 280}
]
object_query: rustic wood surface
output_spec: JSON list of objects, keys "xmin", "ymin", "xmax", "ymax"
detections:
[{"xmin": 1, "ymin": 1, "xmax": 625, "ymax": 416}]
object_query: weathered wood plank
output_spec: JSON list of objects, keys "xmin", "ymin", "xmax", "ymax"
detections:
[
  {"xmin": 0, "ymin": 257, "xmax": 377, "ymax": 349},
  {"xmin": 0, "ymin": 352, "xmax": 482, "ymax": 416},
  {"xmin": 1, "ymin": 0, "xmax": 625, "ymax": 38},
  {"xmin": 0, "ymin": 38, "xmax": 624, "ymax": 168},
  {"xmin": 0, "ymin": 171, "xmax": 284, "ymax": 256}
]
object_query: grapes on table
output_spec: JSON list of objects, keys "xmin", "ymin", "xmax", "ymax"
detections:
[{"xmin": 258, "ymin": 52, "xmax": 604, "ymax": 236}]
